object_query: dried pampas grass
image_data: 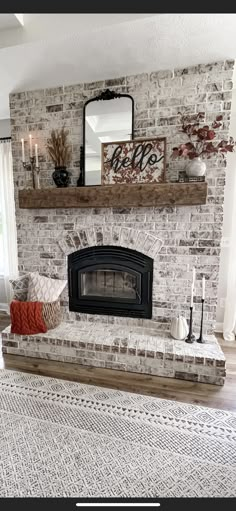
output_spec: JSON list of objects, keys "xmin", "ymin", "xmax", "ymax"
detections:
[{"xmin": 47, "ymin": 127, "xmax": 71, "ymax": 167}]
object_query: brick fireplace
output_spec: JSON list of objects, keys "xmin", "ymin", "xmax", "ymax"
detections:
[
  {"xmin": 9, "ymin": 59, "xmax": 234, "ymax": 334},
  {"xmin": 3, "ymin": 59, "xmax": 233, "ymax": 384}
]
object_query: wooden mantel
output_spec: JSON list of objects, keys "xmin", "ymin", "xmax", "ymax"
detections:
[{"xmin": 18, "ymin": 182, "xmax": 208, "ymax": 209}]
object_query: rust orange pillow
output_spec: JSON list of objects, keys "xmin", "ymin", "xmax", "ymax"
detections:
[{"xmin": 10, "ymin": 300, "xmax": 47, "ymax": 335}]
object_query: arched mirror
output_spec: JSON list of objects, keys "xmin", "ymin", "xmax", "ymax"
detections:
[{"xmin": 78, "ymin": 89, "xmax": 134, "ymax": 186}]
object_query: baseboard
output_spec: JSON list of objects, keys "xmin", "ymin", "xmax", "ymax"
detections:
[{"xmin": 215, "ymin": 322, "xmax": 223, "ymax": 333}]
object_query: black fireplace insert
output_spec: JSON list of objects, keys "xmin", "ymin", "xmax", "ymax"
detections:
[{"xmin": 68, "ymin": 246, "xmax": 153, "ymax": 318}]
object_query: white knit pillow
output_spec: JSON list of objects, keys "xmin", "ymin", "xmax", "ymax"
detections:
[{"xmin": 27, "ymin": 273, "xmax": 67, "ymax": 302}]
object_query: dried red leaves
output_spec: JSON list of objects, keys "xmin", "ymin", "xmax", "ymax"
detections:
[{"xmin": 172, "ymin": 113, "xmax": 235, "ymax": 160}]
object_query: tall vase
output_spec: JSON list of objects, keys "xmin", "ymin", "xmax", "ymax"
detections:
[{"xmin": 185, "ymin": 157, "xmax": 206, "ymax": 178}]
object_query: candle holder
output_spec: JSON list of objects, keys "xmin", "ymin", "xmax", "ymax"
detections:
[
  {"xmin": 197, "ymin": 299, "xmax": 205, "ymax": 343},
  {"xmin": 23, "ymin": 156, "xmax": 40, "ymax": 189},
  {"xmin": 185, "ymin": 306, "xmax": 196, "ymax": 343}
]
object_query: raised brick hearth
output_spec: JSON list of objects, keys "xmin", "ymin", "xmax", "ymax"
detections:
[{"xmin": 2, "ymin": 322, "xmax": 226, "ymax": 385}]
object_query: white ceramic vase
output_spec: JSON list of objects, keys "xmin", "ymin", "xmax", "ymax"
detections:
[
  {"xmin": 170, "ymin": 315, "xmax": 189, "ymax": 340},
  {"xmin": 185, "ymin": 157, "xmax": 206, "ymax": 177}
]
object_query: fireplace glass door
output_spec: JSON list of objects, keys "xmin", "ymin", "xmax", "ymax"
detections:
[
  {"xmin": 68, "ymin": 246, "xmax": 153, "ymax": 318},
  {"xmin": 80, "ymin": 269, "xmax": 140, "ymax": 300}
]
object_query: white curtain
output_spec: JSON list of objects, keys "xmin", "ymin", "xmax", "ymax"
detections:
[
  {"xmin": 0, "ymin": 140, "xmax": 18, "ymax": 305},
  {"xmin": 223, "ymin": 175, "xmax": 236, "ymax": 341}
]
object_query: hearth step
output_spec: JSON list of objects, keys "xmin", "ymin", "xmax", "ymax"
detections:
[{"xmin": 1, "ymin": 322, "xmax": 226, "ymax": 385}]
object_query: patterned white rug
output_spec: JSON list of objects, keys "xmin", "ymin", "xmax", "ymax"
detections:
[{"xmin": 0, "ymin": 369, "xmax": 236, "ymax": 498}]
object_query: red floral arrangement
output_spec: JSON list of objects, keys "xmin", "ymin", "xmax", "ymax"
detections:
[{"xmin": 172, "ymin": 112, "xmax": 235, "ymax": 160}]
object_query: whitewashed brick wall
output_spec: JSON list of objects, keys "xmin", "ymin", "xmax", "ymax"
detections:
[{"xmin": 9, "ymin": 60, "xmax": 234, "ymax": 333}]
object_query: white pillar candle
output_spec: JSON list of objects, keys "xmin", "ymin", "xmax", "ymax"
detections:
[
  {"xmin": 202, "ymin": 276, "xmax": 205, "ymax": 300},
  {"xmin": 29, "ymin": 134, "xmax": 33, "ymax": 157},
  {"xmin": 190, "ymin": 284, "xmax": 194, "ymax": 308},
  {"xmin": 192, "ymin": 266, "xmax": 196, "ymax": 289},
  {"xmin": 21, "ymin": 138, "xmax": 25, "ymax": 162},
  {"xmin": 35, "ymin": 144, "xmax": 39, "ymax": 167}
]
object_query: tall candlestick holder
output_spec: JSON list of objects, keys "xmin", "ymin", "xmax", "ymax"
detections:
[
  {"xmin": 197, "ymin": 298, "xmax": 205, "ymax": 343},
  {"xmin": 23, "ymin": 156, "xmax": 40, "ymax": 189},
  {"xmin": 185, "ymin": 306, "xmax": 196, "ymax": 343}
]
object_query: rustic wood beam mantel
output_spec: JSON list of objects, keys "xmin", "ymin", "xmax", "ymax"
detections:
[{"xmin": 18, "ymin": 182, "xmax": 208, "ymax": 209}]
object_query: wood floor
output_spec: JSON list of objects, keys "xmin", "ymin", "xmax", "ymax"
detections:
[{"xmin": 1, "ymin": 312, "xmax": 236, "ymax": 412}]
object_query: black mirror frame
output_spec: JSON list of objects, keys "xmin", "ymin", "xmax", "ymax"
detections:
[{"xmin": 77, "ymin": 88, "xmax": 135, "ymax": 186}]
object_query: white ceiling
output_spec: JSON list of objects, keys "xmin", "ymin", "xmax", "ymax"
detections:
[
  {"xmin": 0, "ymin": 14, "xmax": 23, "ymax": 30},
  {"xmin": 0, "ymin": 13, "xmax": 236, "ymax": 119}
]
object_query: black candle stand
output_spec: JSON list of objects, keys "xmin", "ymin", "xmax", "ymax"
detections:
[
  {"xmin": 23, "ymin": 156, "xmax": 40, "ymax": 189},
  {"xmin": 185, "ymin": 306, "xmax": 196, "ymax": 343},
  {"xmin": 197, "ymin": 298, "xmax": 205, "ymax": 343}
]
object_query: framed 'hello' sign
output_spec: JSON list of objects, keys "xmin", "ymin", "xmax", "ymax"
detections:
[{"xmin": 101, "ymin": 137, "xmax": 166, "ymax": 185}]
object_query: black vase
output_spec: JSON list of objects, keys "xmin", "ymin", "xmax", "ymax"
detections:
[{"xmin": 52, "ymin": 166, "xmax": 70, "ymax": 187}]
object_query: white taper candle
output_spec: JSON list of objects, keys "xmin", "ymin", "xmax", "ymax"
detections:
[
  {"xmin": 190, "ymin": 284, "xmax": 194, "ymax": 308},
  {"xmin": 35, "ymin": 144, "xmax": 39, "ymax": 167},
  {"xmin": 29, "ymin": 134, "xmax": 33, "ymax": 157},
  {"xmin": 21, "ymin": 138, "xmax": 25, "ymax": 162},
  {"xmin": 202, "ymin": 276, "xmax": 205, "ymax": 300},
  {"xmin": 192, "ymin": 266, "xmax": 195, "ymax": 289}
]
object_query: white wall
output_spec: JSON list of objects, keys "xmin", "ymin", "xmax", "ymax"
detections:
[
  {"xmin": 0, "ymin": 119, "xmax": 10, "ymax": 138},
  {"xmin": 216, "ymin": 68, "xmax": 236, "ymax": 329}
]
